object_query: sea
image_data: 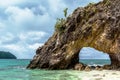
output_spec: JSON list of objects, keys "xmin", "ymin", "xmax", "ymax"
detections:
[{"xmin": 0, "ymin": 59, "xmax": 116, "ymax": 80}]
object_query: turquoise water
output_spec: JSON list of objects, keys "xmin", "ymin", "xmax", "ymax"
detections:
[{"xmin": 0, "ymin": 59, "xmax": 110, "ymax": 80}]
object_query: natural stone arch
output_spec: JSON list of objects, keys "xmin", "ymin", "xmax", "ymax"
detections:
[{"xmin": 27, "ymin": 0, "xmax": 120, "ymax": 70}]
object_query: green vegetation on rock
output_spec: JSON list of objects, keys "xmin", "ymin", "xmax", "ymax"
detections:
[
  {"xmin": 55, "ymin": 8, "xmax": 68, "ymax": 34},
  {"xmin": 0, "ymin": 51, "xmax": 17, "ymax": 59},
  {"xmin": 63, "ymin": 8, "xmax": 68, "ymax": 18},
  {"xmin": 104, "ymin": 0, "xmax": 111, "ymax": 6},
  {"xmin": 55, "ymin": 18, "xmax": 65, "ymax": 33}
]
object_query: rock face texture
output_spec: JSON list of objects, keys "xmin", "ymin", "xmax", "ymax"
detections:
[{"xmin": 27, "ymin": 0, "xmax": 120, "ymax": 70}]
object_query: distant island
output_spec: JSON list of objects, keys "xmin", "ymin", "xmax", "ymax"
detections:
[{"xmin": 0, "ymin": 51, "xmax": 17, "ymax": 59}]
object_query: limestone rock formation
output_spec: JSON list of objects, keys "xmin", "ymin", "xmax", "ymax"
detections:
[{"xmin": 27, "ymin": 0, "xmax": 120, "ymax": 70}]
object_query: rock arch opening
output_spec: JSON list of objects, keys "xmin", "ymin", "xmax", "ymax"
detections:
[
  {"xmin": 74, "ymin": 47, "xmax": 111, "ymax": 71},
  {"xmin": 79, "ymin": 47, "xmax": 111, "ymax": 66}
]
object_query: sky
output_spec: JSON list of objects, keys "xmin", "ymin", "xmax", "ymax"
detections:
[{"xmin": 0, "ymin": 0, "xmax": 110, "ymax": 59}]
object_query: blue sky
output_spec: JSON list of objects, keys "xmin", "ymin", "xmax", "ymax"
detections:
[{"xmin": 0, "ymin": 0, "xmax": 109, "ymax": 59}]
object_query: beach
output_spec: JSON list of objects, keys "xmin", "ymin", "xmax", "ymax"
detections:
[{"xmin": 80, "ymin": 70, "xmax": 120, "ymax": 80}]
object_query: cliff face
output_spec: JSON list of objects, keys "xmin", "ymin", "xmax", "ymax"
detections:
[{"xmin": 27, "ymin": 0, "xmax": 120, "ymax": 70}]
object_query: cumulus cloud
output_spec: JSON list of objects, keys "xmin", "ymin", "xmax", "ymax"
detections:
[
  {"xmin": 0, "ymin": 0, "xmax": 102, "ymax": 59},
  {"xmin": 2, "ymin": 44, "xmax": 25, "ymax": 52},
  {"xmin": 19, "ymin": 31, "xmax": 47, "ymax": 40},
  {"xmin": 4, "ymin": 6, "xmax": 54, "ymax": 32},
  {"xmin": 28, "ymin": 43, "xmax": 43, "ymax": 50},
  {"xmin": 5, "ymin": 6, "xmax": 37, "ymax": 29},
  {"xmin": 0, "ymin": 32, "xmax": 14, "ymax": 43},
  {"xmin": 0, "ymin": 0, "xmax": 24, "ymax": 7},
  {"xmin": 19, "ymin": 31, "xmax": 48, "ymax": 44},
  {"xmin": 0, "ymin": 22, "xmax": 5, "ymax": 31}
]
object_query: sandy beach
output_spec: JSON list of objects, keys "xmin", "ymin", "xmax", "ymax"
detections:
[{"xmin": 80, "ymin": 70, "xmax": 120, "ymax": 80}]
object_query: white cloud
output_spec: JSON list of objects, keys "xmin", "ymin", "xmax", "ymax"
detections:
[
  {"xmin": 0, "ymin": 22, "xmax": 5, "ymax": 32},
  {"xmin": 48, "ymin": 0, "xmax": 66, "ymax": 13},
  {"xmin": 5, "ymin": 6, "xmax": 35, "ymax": 27},
  {"xmin": 19, "ymin": 31, "xmax": 47, "ymax": 41},
  {"xmin": 0, "ymin": 32, "xmax": 15, "ymax": 43},
  {"xmin": 0, "ymin": 22, "xmax": 5, "ymax": 28},
  {"xmin": 0, "ymin": 0, "xmax": 25, "ymax": 8},
  {"xmin": 4, "ymin": 6, "xmax": 54, "ymax": 32},
  {"xmin": 28, "ymin": 43, "xmax": 43, "ymax": 50},
  {"xmin": 2, "ymin": 44, "xmax": 25, "ymax": 52},
  {"xmin": 31, "ymin": 5, "xmax": 47, "ymax": 15}
]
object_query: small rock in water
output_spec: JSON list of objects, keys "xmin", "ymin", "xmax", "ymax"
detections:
[
  {"xmin": 74, "ymin": 63, "xmax": 85, "ymax": 71},
  {"xmin": 84, "ymin": 66, "xmax": 91, "ymax": 71},
  {"xmin": 95, "ymin": 66, "xmax": 103, "ymax": 71}
]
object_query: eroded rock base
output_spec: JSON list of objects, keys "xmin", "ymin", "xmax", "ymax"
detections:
[
  {"xmin": 74, "ymin": 63, "xmax": 120, "ymax": 71},
  {"xmin": 74, "ymin": 63, "xmax": 104, "ymax": 71}
]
